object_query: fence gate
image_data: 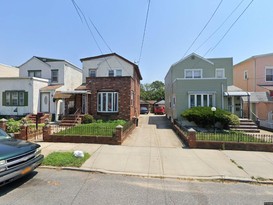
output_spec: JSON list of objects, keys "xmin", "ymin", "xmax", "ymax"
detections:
[{"xmin": 27, "ymin": 126, "xmax": 43, "ymax": 141}]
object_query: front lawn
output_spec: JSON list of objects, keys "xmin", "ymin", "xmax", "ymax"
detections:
[
  {"xmin": 42, "ymin": 152, "xmax": 91, "ymax": 167},
  {"xmin": 55, "ymin": 120, "xmax": 127, "ymax": 137}
]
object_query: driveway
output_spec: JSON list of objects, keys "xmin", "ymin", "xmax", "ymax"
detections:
[{"xmin": 122, "ymin": 114, "xmax": 184, "ymax": 148}]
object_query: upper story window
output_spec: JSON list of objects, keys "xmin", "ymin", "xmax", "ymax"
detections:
[
  {"xmin": 266, "ymin": 67, "xmax": 273, "ymax": 82},
  {"xmin": 215, "ymin": 68, "xmax": 225, "ymax": 78},
  {"xmin": 185, "ymin": 69, "xmax": 202, "ymax": 79},
  {"xmin": 244, "ymin": 70, "xmax": 248, "ymax": 80},
  {"xmin": 28, "ymin": 70, "xmax": 41, "ymax": 78},
  {"xmin": 89, "ymin": 69, "xmax": 96, "ymax": 77},
  {"xmin": 116, "ymin": 69, "xmax": 122, "ymax": 76},
  {"xmin": 51, "ymin": 70, "xmax": 59, "ymax": 83},
  {"xmin": 108, "ymin": 69, "xmax": 122, "ymax": 77},
  {"xmin": 108, "ymin": 70, "xmax": 114, "ymax": 77}
]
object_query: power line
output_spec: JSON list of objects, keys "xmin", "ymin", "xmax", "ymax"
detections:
[
  {"xmin": 137, "ymin": 0, "xmax": 151, "ymax": 66},
  {"xmin": 183, "ymin": 0, "xmax": 224, "ymax": 58},
  {"xmin": 208, "ymin": 0, "xmax": 255, "ymax": 54},
  {"xmin": 71, "ymin": 0, "xmax": 114, "ymax": 70},
  {"xmin": 195, "ymin": 0, "xmax": 245, "ymax": 52}
]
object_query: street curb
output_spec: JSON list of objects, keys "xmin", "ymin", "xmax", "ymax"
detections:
[{"xmin": 39, "ymin": 166, "xmax": 273, "ymax": 185}]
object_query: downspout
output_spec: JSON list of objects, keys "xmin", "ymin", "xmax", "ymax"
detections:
[{"xmin": 221, "ymin": 83, "xmax": 224, "ymax": 109}]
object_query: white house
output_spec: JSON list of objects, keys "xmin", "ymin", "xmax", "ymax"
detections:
[
  {"xmin": 0, "ymin": 63, "xmax": 19, "ymax": 77},
  {"xmin": 0, "ymin": 77, "xmax": 48, "ymax": 116},
  {"xmin": 0, "ymin": 56, "xmax": 82, "ymax": 120}
]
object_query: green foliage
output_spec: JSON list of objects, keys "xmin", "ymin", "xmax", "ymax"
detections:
[
  {"xmin": 6, "ymin": 118, "xmax": 21, "ymax": 133},
  {"xmin": 181, "ymin": 107, "xmax": 240, "ymax": 129},
  {"xmin": 141, "ymin": 80, "xmax": 165, "ymax": 101},
  {"xmin": 42, "ymin": 152, "xmax": 91, "ymax": 167},
  {"xmin": 82, "ymin": 114, "xmax": 95, "ymax": 124}
]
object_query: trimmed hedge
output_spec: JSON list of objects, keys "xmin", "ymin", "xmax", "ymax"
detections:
[{"xmin": 181, "ymin": 107, "xmax": 240, "ymax": 129}]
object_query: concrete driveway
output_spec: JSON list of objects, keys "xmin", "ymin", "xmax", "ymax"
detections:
[{"xmin": 122, "ymin": 114, "xmax": 184, "ymax": 148}]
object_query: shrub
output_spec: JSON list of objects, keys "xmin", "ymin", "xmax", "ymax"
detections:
[
  {"xmin": 181, "ymin": 107, "xmax": 239, "ymax": 129},
  {"xmin": 82, "ymin": 114, "xmax": 95, "ymax": 124},
  {"xmin": 6, "ymin": 118, "xmax": 21, "ymax": 133}
]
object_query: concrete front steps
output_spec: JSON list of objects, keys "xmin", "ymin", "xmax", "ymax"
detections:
[
  {"xmin": 229, "ymin": 118, "xmax": 260, "ymax": 133},
  {"xmin": 59, "ymin": 115, "xmax": 82, "ymax": 126}
]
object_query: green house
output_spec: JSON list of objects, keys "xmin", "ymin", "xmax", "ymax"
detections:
[{"xmin": 164, "ymin": 53, "xmax": 250, "ymax": 121}]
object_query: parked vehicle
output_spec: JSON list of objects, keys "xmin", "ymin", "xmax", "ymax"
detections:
[
  {"xmin": 0, "ymin": 128, "xmax": 44, "ymax": 187},
  {"xmin": 140, "ymin": 107, "xmax": 149, "ymax": 114},
  {"xmin": 154, "ymin": 105, "xmax": 165, "ymax": 115}
]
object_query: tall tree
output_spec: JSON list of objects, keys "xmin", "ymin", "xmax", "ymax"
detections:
[{"xmin": 141, "ymin": 81, "xmax": 164, "ymax": 101}]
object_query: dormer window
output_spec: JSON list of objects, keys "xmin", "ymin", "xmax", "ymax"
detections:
[{"xmin": 51, "ymin": 70, "xmax": 59, "ymax": 83}]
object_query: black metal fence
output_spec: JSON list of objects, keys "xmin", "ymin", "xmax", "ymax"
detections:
[
  {"xmin": 197, "ymin": 132, "xmax": 273, "ymax": 143},
  {"xmin": 51, "ymin": 124, "xmax": 116, "ymax": 137}
]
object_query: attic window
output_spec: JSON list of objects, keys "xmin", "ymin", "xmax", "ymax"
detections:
[{"xmin": 191, "ymin": 56, "xmax": 195, "ymax": 60}]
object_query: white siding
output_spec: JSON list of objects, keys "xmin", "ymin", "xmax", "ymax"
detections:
[
  {"xmin": 0, "ymin": 78, "xmax": 48, "ymax": 115},
  {"xmin": 82, "ymin": 55, "xmax": 134, "ymax": 83},
  {"xmin": 0, "ymin": 64, "xmax": 19, "ymax": 77}
]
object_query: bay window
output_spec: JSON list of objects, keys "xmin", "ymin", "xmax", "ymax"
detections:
[{"xmin": 97, "ymin": 92, "xmax": 118, "ymax": 112}]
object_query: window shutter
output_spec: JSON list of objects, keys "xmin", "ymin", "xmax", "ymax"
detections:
[
  {"xmin": 24, "ymin": 92, "xmax": 28, "ymax": 106},
  {"xmin": 2, "ymin": 92, "xmax": 6, "ymax": 106}
]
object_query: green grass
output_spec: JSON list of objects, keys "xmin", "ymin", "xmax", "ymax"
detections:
[
  {"xmin": 42, "ymin": 152, "xmax": 91, "ymax": 167},
  {"xmin": 56, "ymin": 120, "xmax": 127, "ymax": 137}
]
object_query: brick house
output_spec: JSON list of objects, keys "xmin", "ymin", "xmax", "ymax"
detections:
[{"xmin": 71, "ymin": 53, "xmax": 142, "ymax": 121}]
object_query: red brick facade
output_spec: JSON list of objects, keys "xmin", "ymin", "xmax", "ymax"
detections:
[{"xmin": 76, "ymin": 75, "xmax": 140, "ymax": 121}]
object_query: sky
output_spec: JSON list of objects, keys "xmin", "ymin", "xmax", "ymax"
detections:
[{"xmin": 0, "ymin": 0, "xmax": 273, "ymax": 84}]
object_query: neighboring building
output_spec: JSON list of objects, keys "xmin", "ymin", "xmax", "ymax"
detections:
[
  {"xmin": 0, "ymin": 56, "xmax": 82, "ymax": 120},
  {"xmin": 0, "ymin": 63, "xmax": 19, "ymax": 77},
  {"xmin": 0, "ymin": 77, "xmax": 48, "ymax": 116},
  {"xmin": 234, "ymin": 53, "xmax": 273, "ymax": 127},
  {"xmin": 72, "ymin": 53, "xmax": 142, "ymax": 121},
  {"xmin": 165, "ymin": 53, "xmax": 248, "ymax": 121}
]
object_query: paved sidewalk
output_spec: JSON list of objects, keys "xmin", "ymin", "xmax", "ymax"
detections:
[{"xmin": 38, "ymin": 114, "xmax": 273, "ymax": 183}]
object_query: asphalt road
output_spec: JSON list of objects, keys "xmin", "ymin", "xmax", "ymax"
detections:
[{"xmin": 1, "ymin": 168, "xmax": 273, "ymax": 205}]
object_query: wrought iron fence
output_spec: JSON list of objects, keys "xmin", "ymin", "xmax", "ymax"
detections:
[
  {"xmin": 123, "ymin": 121, "xmax": 134, "ymax": 132},
  {"xmin": 197, "ymin": 132, "xmax": 273, "ymax": 143},
  {"xmin": 52, "ymin": 124, "xmax": 116, "ymax": 137}
]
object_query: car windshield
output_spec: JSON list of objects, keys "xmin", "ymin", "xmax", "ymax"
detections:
[
  {"xmin": 141, "ymin": 107, "xmax": 147, "ymax": 110},
  {"xmin": 0, "ymin": 129, "xmax": 11, "ymax": 139}
]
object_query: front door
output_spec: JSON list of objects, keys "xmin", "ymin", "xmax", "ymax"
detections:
[{"xmin": 41, "ymin": 92, "xmax": 50, "ymax": 113}]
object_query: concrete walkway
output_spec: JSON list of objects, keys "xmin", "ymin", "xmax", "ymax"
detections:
[{"xmin": 39, "ymin": 114, "xmax": 273, "ymax": 183}]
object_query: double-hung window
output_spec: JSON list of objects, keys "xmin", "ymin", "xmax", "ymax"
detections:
[
  {"xmin": 51, "ymin": 70, "xmax": 59, "ymax": 83},
  {"xmin": 97, "ymin": 92, "xmax": 118, "ymax": 112},
  {"xmin": 189, "ymin": 94, "xmax": 214, "ymax": 108},
  {"xmin": 215, "ymin": 68, "xmax": 225, "ymax": 78},
  {"xmin": 185, "ymin": 69, "xmax": 202, "ymax": 78},
  {"xmin": 28, "ymin": 70, "xmax": 41, "ymax": 78},
  {"xmin": 108, "ymin": 70, "xmax": 114, "ymax": 77},
  {"xmin": 266, "ymin": 67, "xmax": 273, "ymax": 82},
  {"xmin": 89, "ymin": 69, "xmax": 96, "ymax": 77},
  {"xmin": 3, "ymin": 91, "xmax": 28, "ymax": 106}
]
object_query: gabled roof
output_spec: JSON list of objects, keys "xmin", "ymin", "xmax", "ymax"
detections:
[
  {"xmin": 234, "ymin": 53, "xmax": 273, "ymax": 66},
  {"xmin": 171, "ymin": 53, "xmax": 214, "ymax": 67},
  {"xmin": 80, "ymin": 53, "xmax": 142, "ymax": 80},
  {"xmin": 19, "ymin": 56, "xmax": 82, "ymax": 72}
]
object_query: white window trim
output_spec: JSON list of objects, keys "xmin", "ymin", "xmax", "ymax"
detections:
[
  {"xmin": 97, "ymin": 92, "xmax": 119, "ymax": 113},
  {"xmin": 265, "ymin": 66, "xmax": 273, "ymax": 82},
  {"xmin": 184, "ymin": 69, "xmax": 203, "ymax": 79},
  {"xmin": 188, "ymin": 93, "xmax": 215, "ymax": 108},
  {"xmin": 89, "ymin": 69, "xmax": 97, "ymax": 77},
  {"xmin": 215, "ymin": 68, "xmax": 225, "ymax": 78}
]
